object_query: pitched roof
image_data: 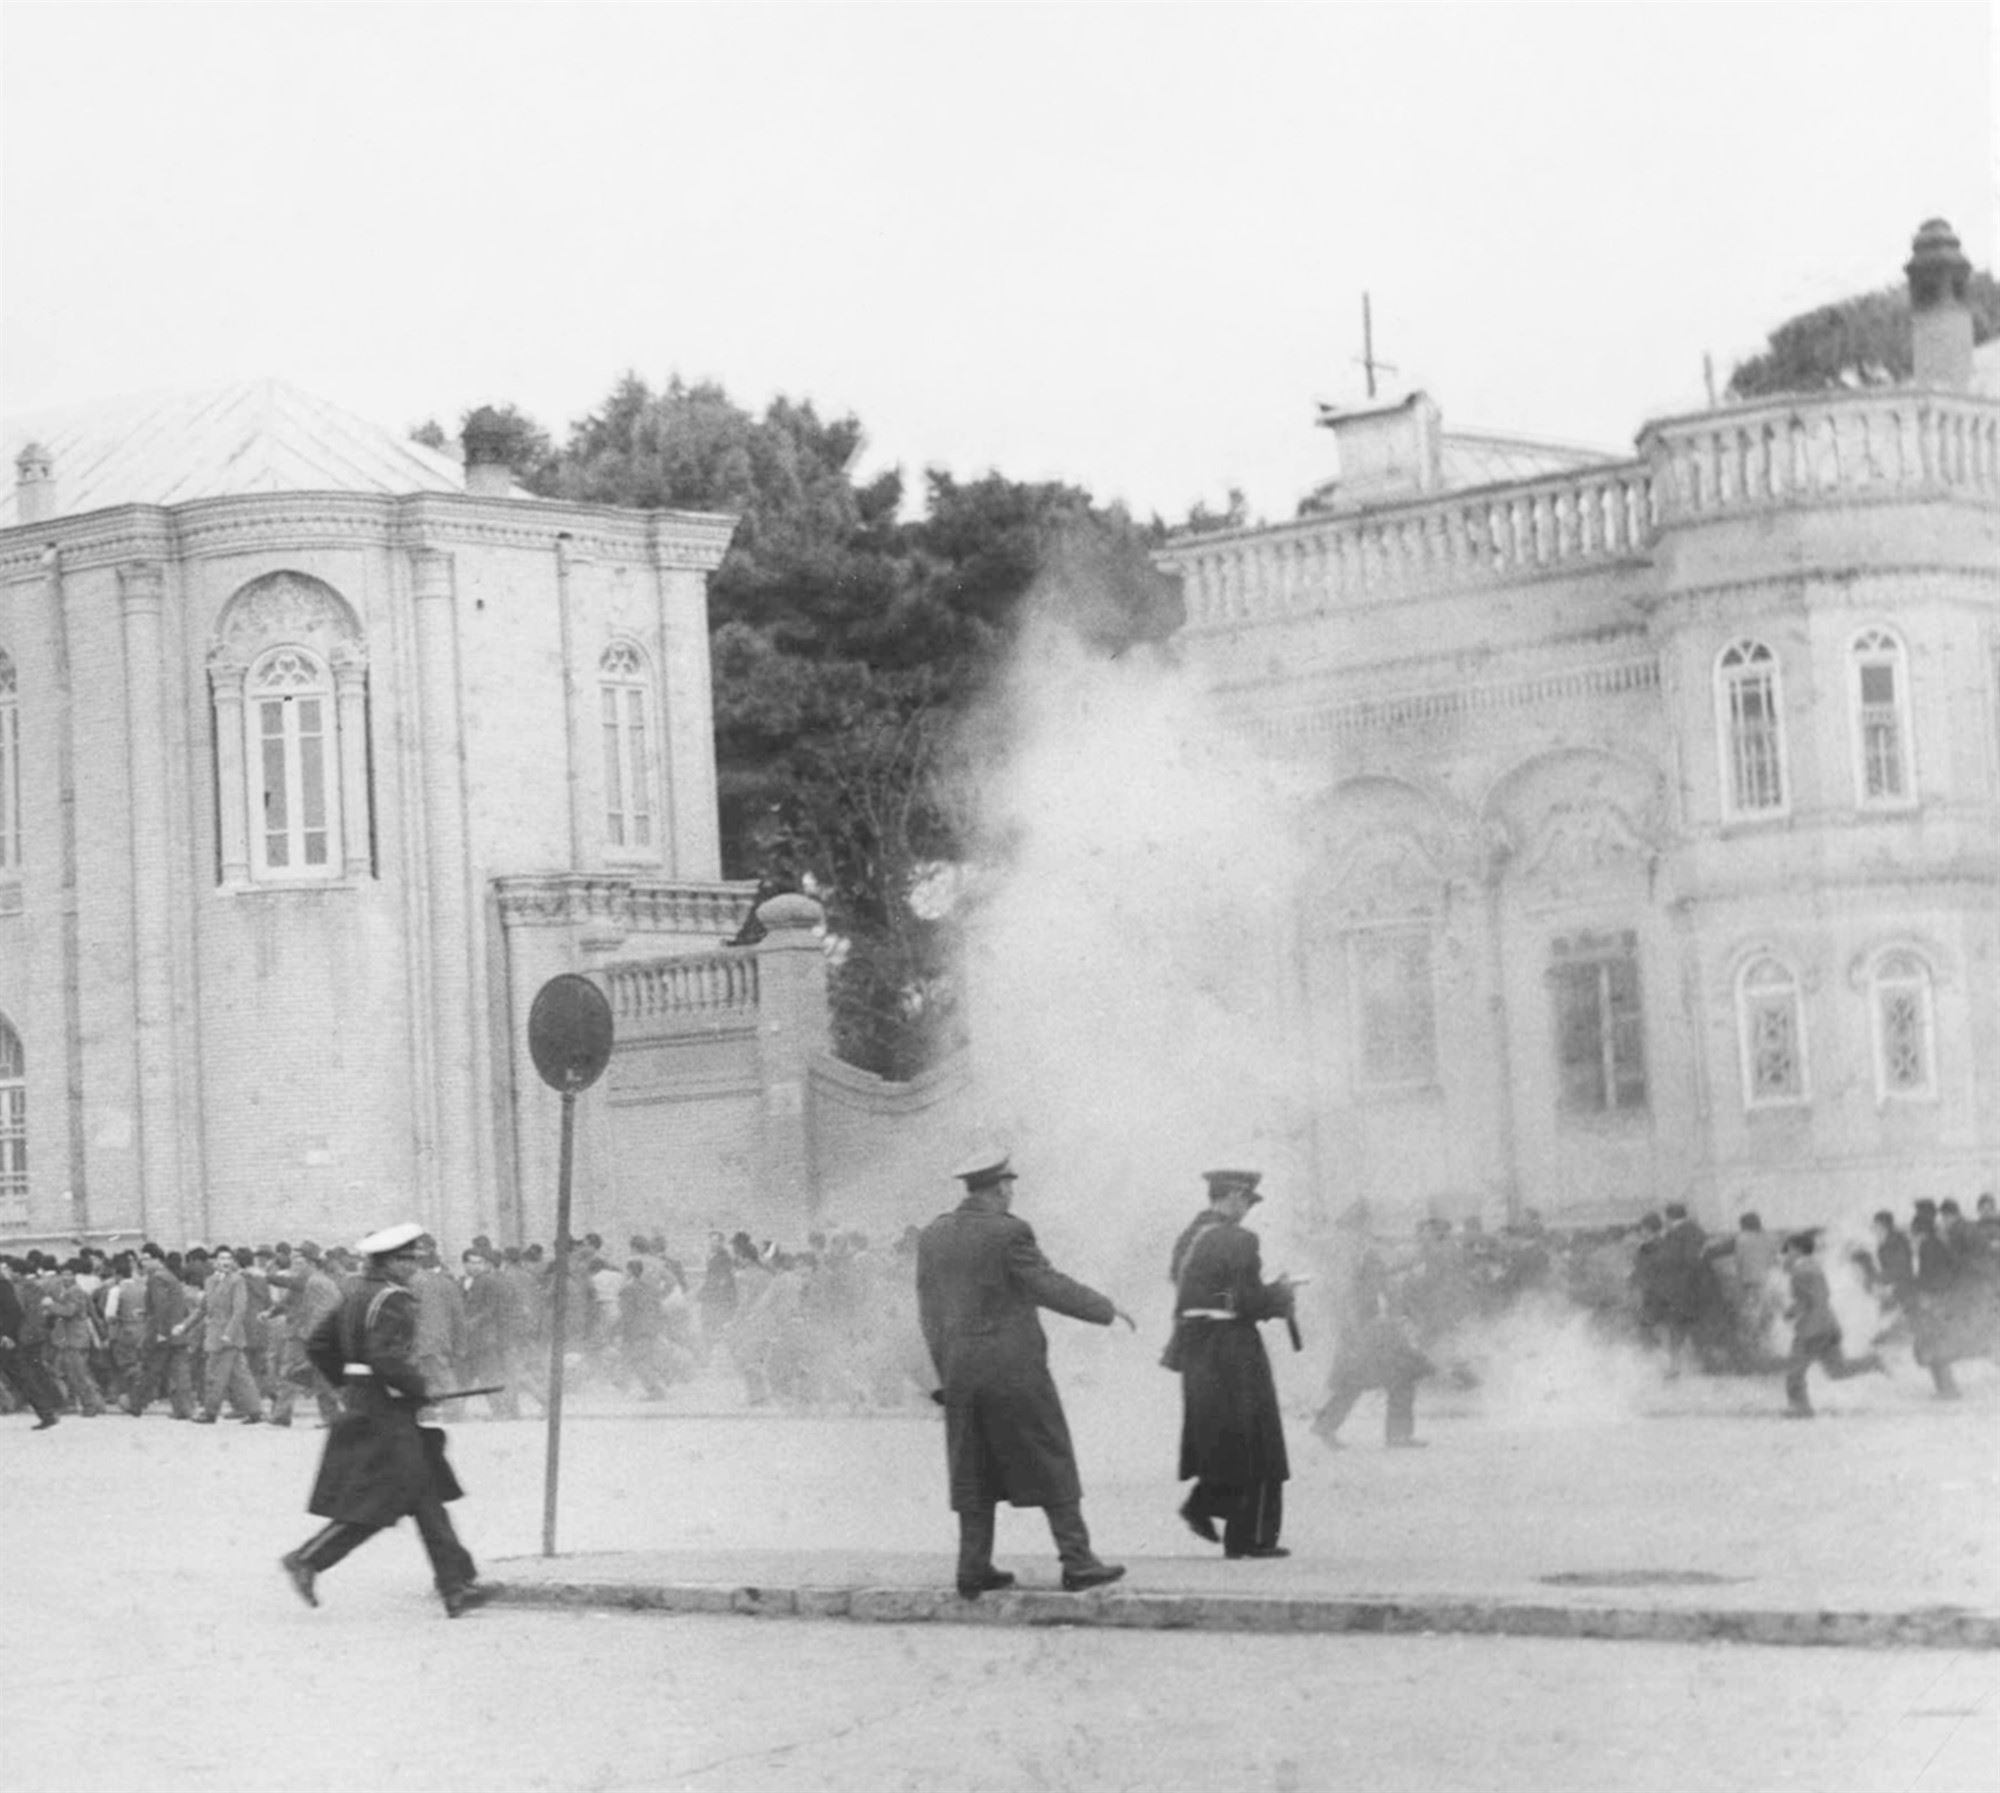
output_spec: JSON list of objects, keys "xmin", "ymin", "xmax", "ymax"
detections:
[{"xmin": 0, "ymin": 378, "xmax": 484, "ymax": 527}]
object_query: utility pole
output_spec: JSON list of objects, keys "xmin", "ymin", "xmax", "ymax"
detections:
[{"xmin": 1353, "ymin": 293, "xmax": 1398, "ymax": 400}]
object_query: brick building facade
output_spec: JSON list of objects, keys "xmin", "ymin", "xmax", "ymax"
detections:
[{"xmin": 0, "ymin": 384, "xmax": 751, "ymax": 1249}]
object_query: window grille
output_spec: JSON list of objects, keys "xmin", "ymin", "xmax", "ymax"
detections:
[
  {"xmin": 1718, "ymin": 640, "xmax": 1785, "ymax": 816},
  {"xmin": 1738, "ymin": 956, "xmax": 1805, "ymax": 1105},
  {"xmin": 1870, "ymin": 950, "xmax": 1935, "ymax": 1099}
]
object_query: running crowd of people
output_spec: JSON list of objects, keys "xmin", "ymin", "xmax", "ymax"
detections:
[
  {"xmin": 0, "ymin": 1225, "xmax": 938, "ymax": 1429},
  {"xmin": 1309, "ymin": 1191, "xmax": 2000, "ymax": 1403}
]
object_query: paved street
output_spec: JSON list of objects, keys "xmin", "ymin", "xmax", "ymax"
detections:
[{"xmin": 6, "ymin": 1349, "xmax": 1997, "ymax": 1791}]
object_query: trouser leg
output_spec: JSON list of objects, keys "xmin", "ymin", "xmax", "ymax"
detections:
[
  {"xmin": 1929, "ymin": 1356, "xmax": 1961, "ymax": 1398},
  {"xmin": 1044, "ymin": 1500, "xmax": 1100, "ymax": 1573},
  {"xmin": 1313, "ymin": 1378, "xmax": 1364, "ymax": 1443},
  {"xmin": 55, "ymin": 1347, "xmax": 104, "ymax": 1413},
  {"xmin": 166, "ymin": 1350, "xmax": 195, "ymax": 1418},
  {"xmin": 1385, "ymin": 1377, "xmax": 1417, "ymax": 1442},
  {"xmin": 1, "ymin": 1350, "xmax": 57, "ymax": 1421},
  {"xmin": 1221, "ymin": 1481, "xmax": 1283, "ymax": 1554},
  {"xmin": 1783, "ymin": 1340, "xmax": 1813, "ymax": 1412},
  {"xmin": 955, "ymin": 1504, "xmax": 997, "ymax": 1585},
  {"xmin": 411, "ymin": 1495, "xmax": 477, "ymax": 1593},
  {"xmin": 229, "ymin": 1350, "xmax": 264, "ymax": 1417},
  {"xmin": 295, "ymin": 1520, "xmax": 377, "ymax": 1574}
]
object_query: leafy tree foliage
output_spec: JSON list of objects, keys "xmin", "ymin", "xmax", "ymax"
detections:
[
  {"xmin": 1728, "ymin": 271, "xmax": 1999, "ymax": 398},
  {"xmin": 408, "ymin": 404, "xmax": 558, "ymax": 486},
  {"xmin": 492, "ymin": 373, "xmax": 1179, "ymax": 1078}
]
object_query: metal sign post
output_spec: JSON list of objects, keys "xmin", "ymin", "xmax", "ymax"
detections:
[{"xmin": 526, "ymin": 973, "xmax": 614, "ymax": 1559}]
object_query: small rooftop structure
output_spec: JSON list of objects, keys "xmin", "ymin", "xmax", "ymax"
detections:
[
  {"xmin": 1299, "ymin": 391, "xmax": 1619, "ymax": 518},
  {"xmin": 0, "ymin": 377, "xmax": 514, "ymax": 528}
]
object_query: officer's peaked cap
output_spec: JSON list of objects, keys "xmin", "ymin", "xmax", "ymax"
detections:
[
  {"xmin": 1204, "ymin": 1168, "xmax": 1263, "ymax": 1201},
  {"xmin": 953, "ymin": 1147, "xmax": 1014, "ymax": 1189},
  {"xmin": 354, "ymin": 1221, "xmax": 425, "ymax": 1259}
]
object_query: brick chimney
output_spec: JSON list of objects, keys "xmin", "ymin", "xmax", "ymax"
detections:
[
  {"xmin": 13, "ymin": 441, "xmax": 55, "ymax": 524},
  {"xmin": 459, "ymin": 407, "xmax": 516, "ymax": 498},
  {"xmin": 1905, "ymin": 217, "xmax": 1974, "ymax": 391}
]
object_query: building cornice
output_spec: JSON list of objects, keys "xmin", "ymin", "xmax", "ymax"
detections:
[
  {"xmin": 1229, "ymin": 652, "xmax": 1662, "ymax": 747},
  {"xmin": 0, "ymin": 488, "xmax": 738, "ymax": 578}
]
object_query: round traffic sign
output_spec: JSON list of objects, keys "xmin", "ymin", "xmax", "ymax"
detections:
[{"xmin": 528, "ymin": 974, "xmax": 615, "ymax": 1092}]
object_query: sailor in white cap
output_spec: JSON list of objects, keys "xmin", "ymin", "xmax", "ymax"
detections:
[
  {"xmin": 278, "ymin": 1221, "xmax": 495, "ymax": 1617},
  {"xmin": 915, "ymin": 1147, "xmax": 1135, "ymax": 1599}
]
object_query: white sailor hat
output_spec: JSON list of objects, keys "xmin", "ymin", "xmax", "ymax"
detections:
[
  {"xmin": 354, "ymin": 1221, "xmax": 425, "ymax": 1259},
  {"xmin": 952, "ymin": 1147, "xmax": 1014, "ymax": 1189}
]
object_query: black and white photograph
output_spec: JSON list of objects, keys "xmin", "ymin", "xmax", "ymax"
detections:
[{"xmin": 0, "ymin": 2, "xmax": 1995, "ymax": 1788}]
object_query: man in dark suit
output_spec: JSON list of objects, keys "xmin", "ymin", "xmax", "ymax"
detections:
[
  {"xmin": 1169, "ymin": 1169, "xmax": 1298, "ymax": 1559},
  {"xmin": 0, "ymin": 1257, "xmax": 61, "ymax": 1427},
  {"xmin": 916, "ymin": 1149, "xmax": 1133, "ymax": 1599}
]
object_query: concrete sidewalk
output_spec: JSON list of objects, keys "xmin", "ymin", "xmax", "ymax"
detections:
[
  {"xmin": 463, "ymin": 1352, "xmax": 2000, "ymax": 1654},
  {"xmin": 486, "ymin": 1545, "xmax": 2000, "ymax": 1650}
]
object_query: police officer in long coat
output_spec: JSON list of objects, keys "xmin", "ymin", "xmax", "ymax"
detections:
[
  {"xmin": 916, "ymin": 1149, "xmax": 1133, "ymax": 1598},
  {"xmin": 279, "ymin": 1223, "xmax": 493, "ymax": 1618},
  {"xmin": 1169, "ymin": 1169, "xmax": 1298, "ymax": 1559}
]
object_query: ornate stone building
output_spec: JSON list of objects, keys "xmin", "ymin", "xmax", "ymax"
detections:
[
  {"xmin": 1155, "ymin": 220, "xmax": 2000, "ymax": 1231},
  {"xmin": 0, "ymin": 382, "xmax": 753, "ymax": 1249}
]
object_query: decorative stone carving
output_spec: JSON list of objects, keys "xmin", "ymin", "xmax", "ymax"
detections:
[
  {"xmin": 1513, "ymin": 801, "xmax": 1657, "ymax": 898},
  {"xmin": 211, "ymin": 571, "xmax": 363, "ymax": 667}
]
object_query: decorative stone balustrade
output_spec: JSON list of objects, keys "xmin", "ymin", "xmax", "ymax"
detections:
[
  {"xmin": 602, "ymin": 949, "xmax": 759, "ymax": 1025},
  {"xmin": 1160, "ymin": 463, "xmax": 1655, "ymax": 629},
  {"xmin": 1160, "ymin": 390, "xmax": 2000, "ymax": 634},
  {"xmin": 1641, "ymin": 389, "xmax": 2000, "ymax": 525}
]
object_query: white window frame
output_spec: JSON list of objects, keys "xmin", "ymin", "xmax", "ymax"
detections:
[
  {"xmin": 245, "ymin": 646, "xmax": 343, "ymax": 883},
  {"xmin": 0, "ymin": 1013, "xmax": 24, "ymax": 1228},
  {"xmin": 1849, "ymin": 626, "xmax": 1915, "ymax": 810},
  {"xmin": 1868, "ymin": 948, "xmax": 1938, "ymax": 1103},
  {"xmin": 1715, "ymin": 639, "xmax": 1789, "ymax": 822},
  {"xmin": 599, "ymin": 640, "xmax": 657, "ymax": 856},
  {"xmin": 1345, "ymin": 924, "xmax": 1438, "ymax": 1092},
  {"xmin": 1735, "ymin": 954, "xmax": 1809, "ymax": 1109},
  {"xmin": 0, "ymin": 650, "xmax": 18, "ymax": 873}
]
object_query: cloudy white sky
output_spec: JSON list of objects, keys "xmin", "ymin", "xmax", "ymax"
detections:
[{"xmin": 1, "ymin": 1, "xmax": 1994, "ymax": 522}]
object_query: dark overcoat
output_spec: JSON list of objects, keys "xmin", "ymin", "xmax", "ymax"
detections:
[
  {"xmin": 916, "ymin": 1193, "xmax": 1114, "ymax": 1512},
  {"xmin": 304, "ymin": 1273, "xmax": 463, "ymax": 1528},
  {"xmin": 1173, "ymin": 1218, "xmax": 1291, "ymax": 1488}
]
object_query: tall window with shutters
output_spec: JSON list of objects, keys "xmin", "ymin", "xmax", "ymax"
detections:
[
  {"xmin": 0, "ymin": 650, "xmax": 18, "ymax": 874},
  {"xmin": 247, "ymin": 647, "xmax": 341, "ymax": 880},
  {"xmin": 1716, "ymin": 640, "xmax": 1787, "ymax": 820},
  {"xmin": 0, "ymin": 1014, "xmax": 24, "ymax": 1229},
  {"xmin": 1347, "ymin": 927, "xmax": 1437, "ymax": 1091},
  {"xmin": 1551, "ymin": 931, "xmax": 1648, "ymax": 1116},
  {"xmin": 600, "ymin": 641, "xmax": 656, "ymax": 854},
  {"xmin": 1850, "ymin": 628, "xmax": 1913, "ymax": 808}
]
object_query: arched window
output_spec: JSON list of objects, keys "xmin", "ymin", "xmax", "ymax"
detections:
[
  {"xmin": 0, "ymin": 1014, "xmax": 24, "ymax": 1228},
  {"xmin": 1850, "ymin": 628, "xmax": 1913, "ymax": 807},
  {"xmin": 208, "ymin": 573, "xmax": 370, "ymax": 887},
  {"xmin": 248, "ymin": 646, "xmax": 341, "ymax": 878},
  {"xmin": 1737, "ymin": 955, "xmax": 1806, "ymax": 1107},
  {"xmin": 1716, "ymin": 640, "xmax": 1787, "ymax": 819},
  {"xmin": 1869, "ymin": 949, "xmax": 1936, "ymax": 1101},
  {"xmin": 0, "ymin": 650, "xmax": 18, "ymax": 873},
  {"xmin": 600, "ymin": 640, "xmax": 655, "ymax": 854}
]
